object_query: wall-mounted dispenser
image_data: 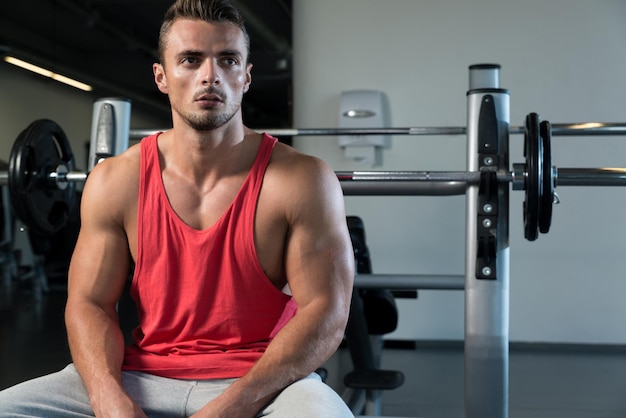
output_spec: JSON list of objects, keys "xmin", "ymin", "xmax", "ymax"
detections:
[{"xmin": 338, "ymin": 90, "xmax": 391, "ymax": 166}]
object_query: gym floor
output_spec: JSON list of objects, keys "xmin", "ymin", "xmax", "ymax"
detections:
[{"xmin": 2, "ymin": 283, "xmax": 626, "ymax": 418}]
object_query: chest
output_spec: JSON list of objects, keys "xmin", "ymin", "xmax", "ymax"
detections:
[
  {"xmin": 128, "ymin": 170, "xmax": 288, "ymax": 290},
  {"xmin": 165, "ymin": 175, "xmax": 244, "ymax": 231}
]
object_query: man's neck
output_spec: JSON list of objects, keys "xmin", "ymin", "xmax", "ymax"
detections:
[{"xmin": 162, "ymin": 120, "xmax": 258, "ymax": 183}]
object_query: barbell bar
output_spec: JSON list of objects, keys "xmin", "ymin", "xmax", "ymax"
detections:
[
  {"xmin": 4, "ymin": 116, "xmax": 626, "ymax": 237},
  {"xmin": 354, "ymin": 274, "xmax": 465, "ymax": 290},
  {"xmin": 129, "ymin": 122, "xmax": 626, "ymax": 139},
  {"xmin": 5, "ymin": 165, "xmax": 625, "ymax": 190},
  {"xmin": 338, "ymin": 168, "xmax": 626, "ymax": 188}
]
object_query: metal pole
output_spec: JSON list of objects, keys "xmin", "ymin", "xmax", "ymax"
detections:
[
  {"xmin": 2, "ymin": 166, "xmax": 626, "ymax": 191},
  {"xmin": 548, "ymin": 123, "xmax": 626, "ymax": 136},
  {"xmin": 509, "ymin": 123, "xmax": 626, "ymax": 136},
  {"xmin": 340, "ymin": 181, "xmax": 468, "ymax": 196},
  {"xmin": 465, "ymin": 69, "xmax": 510, "ymax": 418},
  {"xmin": 556, "ymin": 168, "xmax": 626, "ymax": 186},
  {"xmin": 354, "ymin": 274, "xmax": 464, "ymax": 290},
  {"xmin": 128, "ymin": 127, "xmax": 468, "ymax": 139},
  {"xmin": 337, "ymin": 170, "xmax": 483, "ymax": 182},
  {"xmin": 62, "ymin": 172, "xmax": 89, "ymax": 183},
  {"xmin": 128, "ymin": 123, "xmax": 626, "ymax": 140}
]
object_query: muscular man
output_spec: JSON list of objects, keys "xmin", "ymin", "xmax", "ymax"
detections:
[{"xmin": 0, "ymin": 0, "xmax": 354, "ymax": 416}]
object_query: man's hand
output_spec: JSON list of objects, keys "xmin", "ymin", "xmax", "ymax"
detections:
[
  {"xmin": 90, "ymin": 384, "xmax": 148, "ymax": 418},
  {"xmin": 189, "ymin": 383, "xmax": 267, "ymax": 418}
]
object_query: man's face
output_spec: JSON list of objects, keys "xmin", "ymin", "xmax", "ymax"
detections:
[{"xmin": 153, "ymin": 19, "xmax": 252, "ymax": 131}]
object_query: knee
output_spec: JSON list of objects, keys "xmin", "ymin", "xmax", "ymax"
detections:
[
  {"xmin": 0, "ymin": 365, "xmax": 92, "ymax": 417},
  {"xmin": 264, "ymin": 374, "xmax": 353, "ymax": 417},
  {"xmin": 0, "ymin": 382, "xmax": 39, "ymax": 416}
]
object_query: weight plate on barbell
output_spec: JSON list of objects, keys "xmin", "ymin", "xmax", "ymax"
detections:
[
  {"xmin": 9, "ymin": 119, "xmax": 77, "ymax": 235},
  {"xmin": 523, "ymin": 113, "xmax": 543, "ymax": 241},
  {"xmin": 539, "ymin": 120, "xmax": 553, "ymax": 234}
]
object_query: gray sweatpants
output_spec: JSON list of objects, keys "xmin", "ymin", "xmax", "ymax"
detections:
[{"xmin": 0, "ymin": 364, "xmax": 353, "ymax": 417}]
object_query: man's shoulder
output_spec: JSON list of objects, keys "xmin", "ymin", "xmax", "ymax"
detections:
[
  {"xmin": 266, "ymin": 142, "xmax": 339, "ymax": 200},
  {"xmin": 269, "ymin": 140, "xmax": 326, "ymax": 167},
  {"xmin": 84, "ymin": 143, "xmax": 141, "ymax": 203},
  {"xmin": 90, "ymin": 144, "xmax": 140, "ymax": 178}
]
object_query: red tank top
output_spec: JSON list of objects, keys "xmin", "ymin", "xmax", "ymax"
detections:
[{"xmin": 122, "ymin": 133, "xmax": 296, "ymax": 379}]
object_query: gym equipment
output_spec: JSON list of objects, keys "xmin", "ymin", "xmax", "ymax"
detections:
[
  {"xmin": 464, "ymin": 68, "xmax": 509, "ymax": 417},
  {"xmin": 130, "ymin": 122, "xmax": 626, "ymax": 139},
  {"xmin": 344, "ymin": 216, "xmax": 404, "ymax": 416},
  {"xmin": 4, "ymin": 114, "xmax": 626, "ymax": 237},
  {"xmin": 88, "ymin": 98, "xmax": 131, "ymax": 171},
  {"xmin": 8, "ymin": 119, "xmax": 78, "ymax": 235},
  {"xmin": 354, "ymin": 274, "xmax": 464, "ymax": 290}
]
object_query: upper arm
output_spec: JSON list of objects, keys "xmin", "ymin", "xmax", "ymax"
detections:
[
  {"xmin": 282, "ymin": 155, "xmax": 354, "ymax": 316},
  {"xmin": 66, "ymin": 155, "xmax": 136, "ymax": 315}
]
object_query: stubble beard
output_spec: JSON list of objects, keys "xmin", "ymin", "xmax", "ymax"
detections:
[
  {"xmin": 174, "ymin": 87, "xmax": 242, "ymax": 131},
  {"xmin": 183, "ymin": 107, "xmax": 238, "ymax": 131}
]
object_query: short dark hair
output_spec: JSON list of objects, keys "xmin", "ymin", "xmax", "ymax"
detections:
[{"xmin": 158, "ymin": 0, "xmax": 250, "ymax": 64}]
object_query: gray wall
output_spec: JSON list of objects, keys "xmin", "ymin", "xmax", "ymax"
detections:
[{"xmin": 293, "ymin": 0, "xmax": 626, "ymax": 344}]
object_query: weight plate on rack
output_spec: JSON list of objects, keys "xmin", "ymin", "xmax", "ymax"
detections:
[
  {"xmin": 9, "ymin": 119, "xmax": 76, "ymax": 235},
  {"xmin": 523, "ymin": 113, "xmax": 542, "ymax": 241},
  {"xmin": 539, "ymin": 120, "xmax": 553, "ymax": 234}
]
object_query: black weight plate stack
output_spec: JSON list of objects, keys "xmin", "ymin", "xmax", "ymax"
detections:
[
  {"xmin": 539, "ymin": 120, "xmax": 553, "ymax": 234},
  {"xmin": 523, "ymin": 113, "xmax": 541, "ymax": 241},
  {"xmin": 9, "ymin": 119, "xmax": 77, "ymax": 235}
]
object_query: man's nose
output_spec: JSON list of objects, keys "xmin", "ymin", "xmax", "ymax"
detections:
[{"xmin": 201, "ymin": 60, "xmax": 220, "ymax": 86}]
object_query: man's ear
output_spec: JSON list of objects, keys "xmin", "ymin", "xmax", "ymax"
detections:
[
  {"xmin": 243, "ymin": 63, "xmax": 253, "ymax": 94},
  {"xmin": 153, "ymin": 63, "xmax": 168, "ymax": 94}
]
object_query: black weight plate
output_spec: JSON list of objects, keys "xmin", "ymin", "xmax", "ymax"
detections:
[
  {"xmin": 523, "ymin": 113, "xmax": 541, "ymax": 241},
  {"xmin": 9, "ymin": 119, "xmax": 76, "ymax": 235},
  {"xmin": 539, "ymin": 120, "xmax": 553, "ymax": 234}
]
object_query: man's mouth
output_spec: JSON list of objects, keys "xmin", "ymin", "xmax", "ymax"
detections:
[{"xmin": 195, "ymin": 93, "xmax": 223, "ymax": 104}]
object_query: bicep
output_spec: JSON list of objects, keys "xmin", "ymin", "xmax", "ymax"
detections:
[
  {"xmin": 67, "ymin": 162, "xmax": 132, "ymax": 312},
  {"xmin": 283, "ymin": 159, "xmax": 354, "ymax": 309}
]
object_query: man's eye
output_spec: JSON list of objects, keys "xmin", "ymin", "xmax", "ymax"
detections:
[
  {"xmin": 222, "ymin": 57, "xmax": 238, "ymax": 66},
  {"xmin": 182, "ymin": 57, "xmax": 198, "ymax": 64}
]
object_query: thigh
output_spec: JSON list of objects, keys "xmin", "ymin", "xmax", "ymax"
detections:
[
  {"xmin": 0, "ymin": 364, "xmax": 93, "ymax": 418},
  {"xmin": 260, "ymin": 373, "xmax": 353, "ymax": 418},
  {"xmin": 0, "ymin": 365, "xmax": 195, "ymax": 418}
]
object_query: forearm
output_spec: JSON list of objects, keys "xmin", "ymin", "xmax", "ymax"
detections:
[
  {"xmin": 195, "ymin": 301, "xmax": 346, "ymax": 417},
  {"xmin": 65, "ymin": 299, "xmax": 128, "ymax": 409}
]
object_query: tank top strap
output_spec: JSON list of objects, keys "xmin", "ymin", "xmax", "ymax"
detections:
[{"xmin": 251, "ymin": 133, "xmax": 278, "ymax": 178}]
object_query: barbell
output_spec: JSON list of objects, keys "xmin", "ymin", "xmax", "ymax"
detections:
[{"xmin": 3, "ymin": 115, "xmax": 626, "ymax": 239}]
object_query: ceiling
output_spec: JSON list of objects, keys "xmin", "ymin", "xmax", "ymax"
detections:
[{"xmin": 0, "ymin": 0, "xmax": 293, "ymax": 128}]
